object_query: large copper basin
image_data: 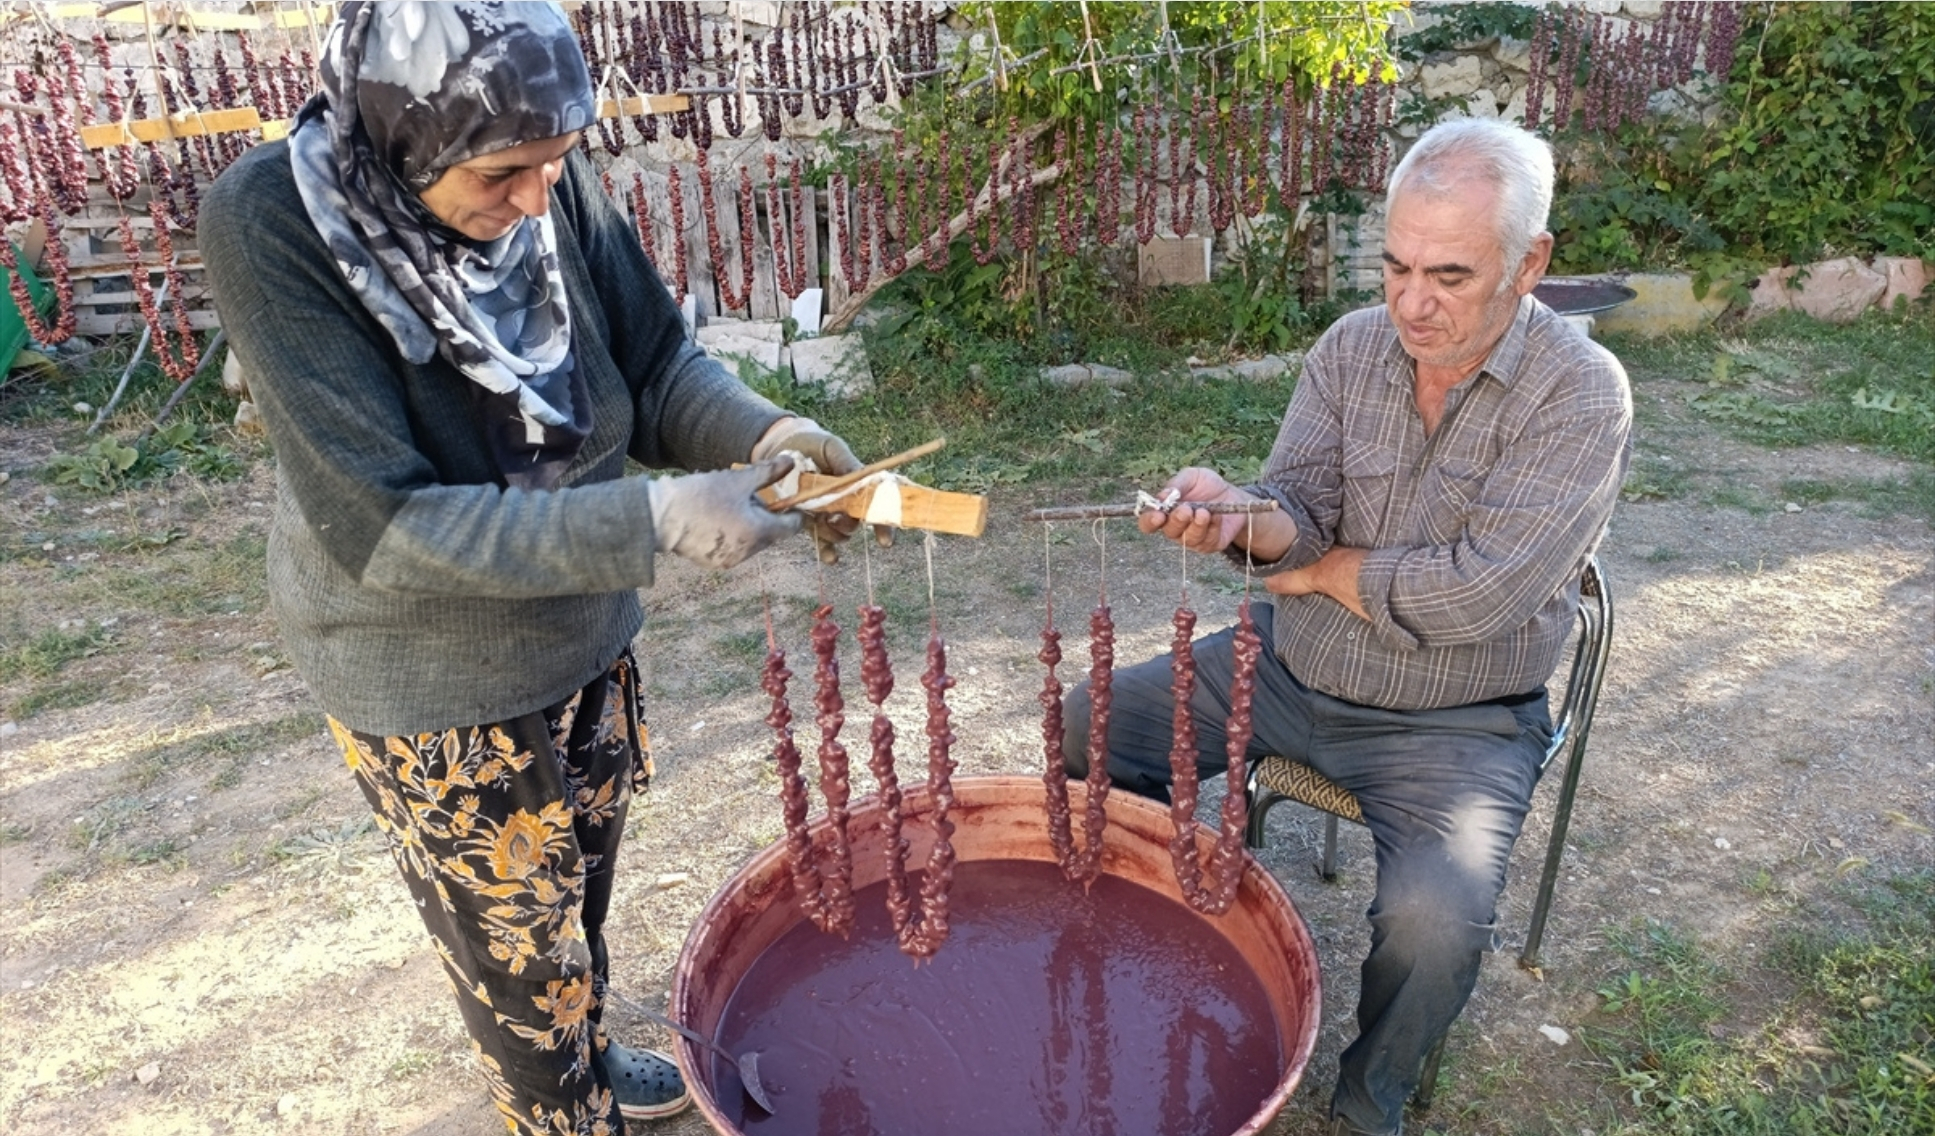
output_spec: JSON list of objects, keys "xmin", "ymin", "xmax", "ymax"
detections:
[{"xmin": 670, "ymin": 774, "xmax": 1321, "ymax": 1136}]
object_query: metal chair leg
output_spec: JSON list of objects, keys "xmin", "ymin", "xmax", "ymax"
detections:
[
  {"xmin": 1245, "ymin": 782, "xmax": 1277, "ymax": 850},
  {"xmin": 1319, "ymin": 814, "xmax": 1339, "ymax": 881},
  {"xmin": 1412, "ymin": 1030, "xmax": 1448, "ymax": 1110}
]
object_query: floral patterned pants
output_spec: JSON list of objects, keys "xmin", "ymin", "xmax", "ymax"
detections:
[{"xmin": 329, "ymin": 652, "xmax": 653, "ymax": 1136}]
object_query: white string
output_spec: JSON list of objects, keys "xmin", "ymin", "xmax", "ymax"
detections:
[{"xmin": 922, "ymin": 530, "xmax": 938, "ymax": 622}]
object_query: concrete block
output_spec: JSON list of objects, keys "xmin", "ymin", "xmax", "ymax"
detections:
[
  {"xmin": 789, "ymin": 334, "xmax": 873, "ymax": 399},
  {"xmin": 1876, "ymin": 256, "xmax": 1931, "ymax": 312},
  {"xmin": 1421, "ymin": 55, "xmax": 1485, "ymax": 99},
  {"xmin": 1591, "ymin": 273, "xmax": 1727, "ymax": 336},
  {"xmin": 704, "ymin": 336, "xmax": 783, "ymax": 379},
  {"xmin": 1138, "ymin": 237, "xmax": 1212, "ymax": 286},
  {"xmin": 791, "ymin": 288, "xmax": 825, "ymax": 336},
  {"xmin": 696, "ymin": 319, "xmax": 787, "ymax": 346},
  {"xmin": 1791, "ymin": 256, "xmax": 1887, "ymax": 324}
]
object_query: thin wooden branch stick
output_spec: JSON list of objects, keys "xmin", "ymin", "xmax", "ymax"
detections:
[
  {"xmin": 1026, "ymin": 499, "xmax": 1280, "ymax": 523},
  {"xmin": 766, "ymin": 438, "xmax": 945, "ymax": 513},
  {"xmin": 822, "ymin": 124, "xmax": 1057, "ymax": 333}
]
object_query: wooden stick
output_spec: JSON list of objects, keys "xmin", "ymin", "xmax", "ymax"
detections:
[
  {"xmin": 1026, "ymin": 499, "xmax": 1280, "ymax": 522},
  {"xmin": 766, "ymin": 438, "xmax": 945, "ymax": 512},
  {"xmin": 765, "ymin": 471, "xmax": 986, "ymax": 537}
]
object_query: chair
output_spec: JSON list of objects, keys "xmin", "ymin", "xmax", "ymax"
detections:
[{"xmin": 1241, "ymin": 557, "xmax": 1613, "ymax": 1109}]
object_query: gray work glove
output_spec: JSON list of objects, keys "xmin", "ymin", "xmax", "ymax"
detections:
[
  {"xmin": 749, "ymin": 417, "xmax": 893, "ymax": 564},
  {"xmin": 645, "ymin": 455, "xmax": 803, "ymax": 570}
]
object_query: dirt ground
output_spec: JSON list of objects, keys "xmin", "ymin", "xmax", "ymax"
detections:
[{"xmin": 1, "ymin": 364, "xmax": 1930, "ymax": 1136}]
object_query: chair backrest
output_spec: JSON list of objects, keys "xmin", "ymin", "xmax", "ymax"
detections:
[{"xmin": 1542, "ymin": 557, "xmax": 1613, "ymax": 773}]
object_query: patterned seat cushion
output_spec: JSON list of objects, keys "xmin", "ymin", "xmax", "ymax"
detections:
[{"xmin": 1253, "ymin": 757, "xmax": 1364, "ymax": 823}]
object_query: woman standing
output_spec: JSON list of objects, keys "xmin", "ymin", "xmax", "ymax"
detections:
[{"xmin": 200, "ymin": 4, "xmax": 863, "ymax": 1130}]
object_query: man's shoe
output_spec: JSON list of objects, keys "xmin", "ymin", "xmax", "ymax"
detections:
[{"xmin": 601, "ymin": 1039, "xmax": 692, "ymax": 1121}]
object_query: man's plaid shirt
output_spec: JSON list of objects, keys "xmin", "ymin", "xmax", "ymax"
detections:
[{"xmin": 1243, "ymin": 295, "xmax": 1632, "ymax": 711}]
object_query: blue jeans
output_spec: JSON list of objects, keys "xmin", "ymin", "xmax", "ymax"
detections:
[{"xmin": 1063, "ymin": 605, "xmax": 1550, "ymax": 1135}]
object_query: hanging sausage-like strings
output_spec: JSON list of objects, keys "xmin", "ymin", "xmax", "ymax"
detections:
[
  {"xmin": 1166, "ymin": 516, "xmax": 1261, "ymax": 915},
  {"xmin": 1042, "ymin": 522, "xmax": 1114, "ymax": 886},
  {"xmin": 765, "ymin": 534, "xmax": 960, "ymax": 958}
]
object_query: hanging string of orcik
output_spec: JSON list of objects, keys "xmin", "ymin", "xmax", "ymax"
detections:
[
  {"xmin": 0, "ymin": 3, "xmax": 1750, "ymax": 347},
  {"xmin": 763, "ymin": 547, "xmax": 959, "ymax": 960},
  {"xmin": 1036, "ymin": 516, "xmax": 1265, "ymax": 917},
  {"xmin": 0, "ymin": 20, "xmax": 312, "ymax": 358}
]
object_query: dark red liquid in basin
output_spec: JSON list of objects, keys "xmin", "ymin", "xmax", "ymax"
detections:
[{"xmin": 710, "ymin": 858, "xmax": 1285, "ymax": 1136}]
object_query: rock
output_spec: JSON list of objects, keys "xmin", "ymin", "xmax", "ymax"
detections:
[
  {"xmin": 1875, "ymin": 256, "xmax": 1930, "ymax": 313},
  {"xmin": 1041, "ymin": 363, "xmax": 1136, "ymax": 389},
  {"xmin": 1538, "ymin": 1024, "xmax": 1571, "ymax": 1046},
  {"xmin": 134, "ymin": 1061, "xmax": 160, "ymax": 1085},
  {"xmin": 1230, "ymin": 354, "xmax": 1299, "ymax": 382},
  {"xmin": 1791, "ymin": 257, "xmax": 1887, "ymax": 324},
  {"xmin": 277, "ymin": 1092, "xmax": 298, "ymax": 1117},
  {"xmin": 1744, "ymin": 266, "xmax": 1797, "ymax": 320},
  {"xmin": 655, "ymin": 872, "xmax": 691, "ymax": 890},
  {"xmin": 1459, "ymin": 87, "xmax": 1501, "ymax": 118},
  {"xmin": 1492, "ymin": 36, "xmax": 1532, "ymax": 72},
  {"xmin": 0, "ymin": 721, "xmax": 17, "ymax": 738},
  {"xmin": 789, "ymin": 334, "xmax": 873, "ymax": 399},
  {"xmin": 1421, "ymin": 55, "xmax": 1484, "ymax": 100}
]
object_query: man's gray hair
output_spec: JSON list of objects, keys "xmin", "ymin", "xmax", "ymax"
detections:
[{"xmin": 1385, "ymin": 118, "xmax": 1554, "ymax": 265}]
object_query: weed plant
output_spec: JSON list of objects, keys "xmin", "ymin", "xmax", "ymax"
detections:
[
  {"xmin": 1607, "ymin": 307, "xmax": 1935, "ymax": 520},
  {"xmin": 1581, "ymin": 872, "xmax": 1934, "ymax": 1136}
]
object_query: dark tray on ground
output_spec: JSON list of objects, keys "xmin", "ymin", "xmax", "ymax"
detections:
[{"xmin": 1535, "ymin": 276, "xmax": 1639, "ymax": 316}]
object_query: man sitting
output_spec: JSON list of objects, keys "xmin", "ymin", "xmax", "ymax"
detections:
[{"xmin": 1063, "ymin": 117, "xmax": 1633, "ymax": 1136}]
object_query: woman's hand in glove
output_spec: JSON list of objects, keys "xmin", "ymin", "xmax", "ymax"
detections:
[
  {"xmin": 749, "ymin": 417, "xmax": 893, "ymax": 563},
  {"xmin": 646, "ymin": 456, "xmax": 803, "ymax": 570}
]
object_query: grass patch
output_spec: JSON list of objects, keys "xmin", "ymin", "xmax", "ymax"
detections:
[
  {"xmin": 0, "ymin": 624, "xmax": 111, "ymax": 683},
  {"xmin": 126, "ymin": 713, "xmax": 326, "ymax": 790},
  {"xmin": 8, "ymin": 677, "xmax": 103, "ymax": 719},
  {"xmin": 60, "ymin": 532, "xmax": 269, "ymax": 619},
  {"xmin": 1607, "ymin": 310, "xmax": 1935, "ymax": 521},
  {"xmin": 1579, "ymin": 872, "xmax": 1935, "ymax": 1135}
]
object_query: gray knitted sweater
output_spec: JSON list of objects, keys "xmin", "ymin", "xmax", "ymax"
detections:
[{"xmin": 200, "ymin": 144, "xmax": 785, "ymax": 735}]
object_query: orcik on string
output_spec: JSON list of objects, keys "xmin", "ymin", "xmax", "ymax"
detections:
[
  {"xmin": 762, "ymin": 531, "xmax": 959, "ymax": 959},
  {"xmin": 1031, "ymin": 498, "xmax": 1267, "ymax": 915}
]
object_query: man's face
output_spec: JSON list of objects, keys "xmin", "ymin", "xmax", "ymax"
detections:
[
  {"xmin": 1381, "ymin": 177, "xmax": 1551, "ymax": 374},
  {"xmin": 416, "ymin": 131, "xmax": 582, "ymax": 242}
]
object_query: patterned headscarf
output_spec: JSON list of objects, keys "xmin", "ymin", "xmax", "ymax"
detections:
[{"xmin": 290, "ymin": 1, "xmax": 597, "ymax": 490}]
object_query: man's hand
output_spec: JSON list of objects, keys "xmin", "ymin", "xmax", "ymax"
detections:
[
  {"xmin": 647, "ymin": 456, "xmax": 804, "ymax": 570},
  {"xmin": 1264, "ymin": 545, "xmax": 1370, "ymax": 620},
  {"xmin": 750, "ymin": 416, "xmax": 891, "ymax": 563},
  {"xmin": 1139, "ymin": 467, "xmax": 1296, "ymax": 560}
]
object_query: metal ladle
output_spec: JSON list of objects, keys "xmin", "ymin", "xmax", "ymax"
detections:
[{"xmin": 608, "ymin": 990, "xmax": 776, "ymax": 1115}]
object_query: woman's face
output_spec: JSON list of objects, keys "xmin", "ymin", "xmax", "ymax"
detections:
[{"xmin": 416, "ymin": 131, "xmax": 582, "ymax": 241}]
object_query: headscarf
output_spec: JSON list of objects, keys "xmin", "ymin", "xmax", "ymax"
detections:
[{"xmin": 289, "ymin": 1, "xmax": 597, "ymax": 490}]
